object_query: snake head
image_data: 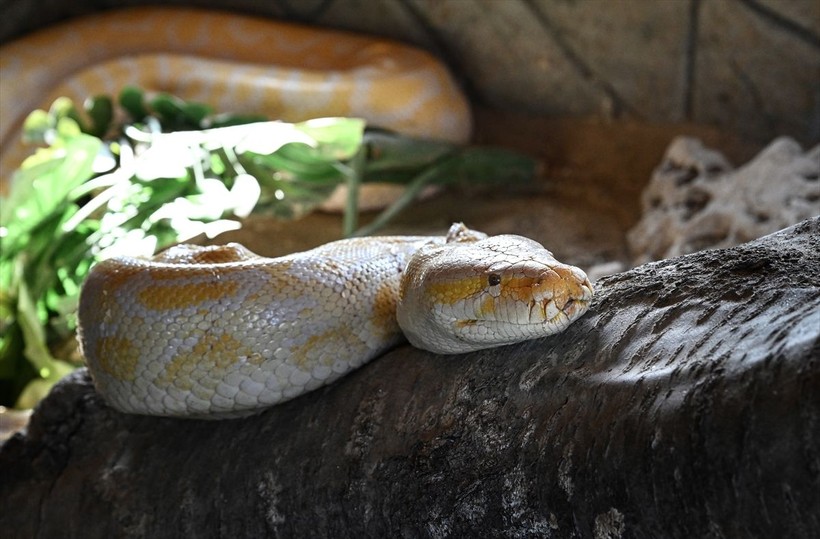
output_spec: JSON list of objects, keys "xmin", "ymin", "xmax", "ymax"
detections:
[{"xmin": 397, "ymin": 232, "xmax": 594, "ymax": 354}]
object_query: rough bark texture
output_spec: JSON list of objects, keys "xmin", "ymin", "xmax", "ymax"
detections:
[{"xmin": 2, "ymin": 219, "xmax": 819, "ymax": 538}]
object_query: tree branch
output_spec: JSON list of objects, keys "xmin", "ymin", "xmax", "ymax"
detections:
[{"xmin": 2, "ymin": 218, "xmax": 818, "ymax": 538}]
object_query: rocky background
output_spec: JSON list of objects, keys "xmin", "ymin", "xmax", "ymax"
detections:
[{"xmin": 2, "ymin": 0, "xmax": 818, "ymax": 148}]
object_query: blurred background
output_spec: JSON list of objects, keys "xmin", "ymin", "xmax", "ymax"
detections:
[{"xmin": 3, "ymin": 0, "xmax": 818, "ymax": 146}]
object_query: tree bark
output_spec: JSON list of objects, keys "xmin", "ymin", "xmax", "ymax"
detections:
[{"xmin": 2, "ymin": 218, "xmax": 819, "ymax": 539}]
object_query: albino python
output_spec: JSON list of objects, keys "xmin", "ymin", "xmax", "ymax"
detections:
[
  {"xmin": 78, "ymin": 224, "xmax": 593, "ymax": 418},
  {"xmin": 0, "ymin": 6, "xmax": 471, "ymax": 186},
  {"xmin": 6, "ymin": 9, "xmax": 593, "ymax": 418}
]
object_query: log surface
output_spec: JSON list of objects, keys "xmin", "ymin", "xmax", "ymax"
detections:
[{"xmin": 2, "ymin": 218, "xmax": 819, "ymax": 538}]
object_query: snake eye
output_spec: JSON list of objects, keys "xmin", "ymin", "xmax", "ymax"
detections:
[{"xmin": 488, "ymin": 273, "xmax": 501, "ymax": 287}]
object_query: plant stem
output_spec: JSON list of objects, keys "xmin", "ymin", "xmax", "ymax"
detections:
[
  {"xmin": 351, "ymin": 154, "xmax": 459, "ymax": 237},
  {"xmin": 342, "ymin": 148, "xmax": 366, "ymax": 237}
]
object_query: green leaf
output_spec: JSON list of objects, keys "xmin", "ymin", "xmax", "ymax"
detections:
[
  {"xmin": 21, "ymin": 109, "xmax": 52, "ymax": 144},
  {"xmin": 133, "ymin": 140, "xmax": 200, "ymax": 181},
  {"xmin": 0, "ymin": 129, "xmax": 101, "ymax": 246},
  {"xmin": 445, "ymin": 147, "xmax": 536, "ymax": 184},
  {"xmin": 150, "ymin": 93, "xmax": 188, "ymax": 123},
  {"xmin": 14, "ymin": 261, "xmax": 57, "ymax": 371},
  {"xmin": 258, "ymin": 144, "xmax": 345, "ymax": 182},
  {"xmin": 49, "ymin": 96, "xmax": 78, "ymax": 122},
  {"xmin": 119, "ymin": 86, "xmax": 149, "ymax": 120},
  {"xmin": 0, "ymin": 321, "xmax": 24, "ymax": 379},
  {"xmin": 84, "ymin": 95, "xmax": 114, "ymax": 137},
  {"xmin": 150, "ymin": 93, "xmax": 213, "ymax": 129},
  {"xmin": 293, "ymin": 117, "xmax": 366, "ymax": 160},
  {"xmin": 56, "ymin": 115, "xmax": 83, "ymax": 138},
  {"xmin": 181, "ymin": 102, "xmax": 212, "ymax": 126},
  {"xmin": 363, "ymin": 130, "xmax": 455, "ymax": 176},
  {"xmin": 208, "ymin": 113, "xmax": 268, "ymax": 128}
]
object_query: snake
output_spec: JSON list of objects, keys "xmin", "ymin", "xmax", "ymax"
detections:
[
  {"xmin": 78, "ymin": 223, "xmax": 594, "ymax": 418},
  {"xmin": 0, "ymin": 6, "xmax": 472, "ymax": 188},
  {"xmin": 7, "ymin": 9, "xmax": 593, "ymax": 417}
]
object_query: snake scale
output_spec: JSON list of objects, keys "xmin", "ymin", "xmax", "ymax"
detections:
[
  {"xmin": 5, "ymin": 8, "xmax": 593, "ymax": 418},
  {"xmin": 78, "ymin": 224, "xmax": 593, "ymax": 418}
]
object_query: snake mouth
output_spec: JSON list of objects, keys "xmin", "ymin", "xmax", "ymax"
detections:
[
  {"xmin": 545, "ymin": 298, "xmax": 590, "ymax": 327},
  {"xmin": 558, "ymin": 296, "xmax": 591, "ymax": 317},
  {"xmin": 529, "ymin": 285, "xmax": 593, "ymax": 326},
  {"xmin": 562, "ymin": 298, "xmax": 578, "ymax": 314},
  {"xmin": 453, "ymin": 296, "xmax": 590, "ymax": 347},
  {"xmin": 458, "ymin": 295, "xmax": 591, "ymax": 332}
]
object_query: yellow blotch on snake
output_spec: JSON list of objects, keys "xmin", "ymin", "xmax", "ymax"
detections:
[
  {"xmin": 97, "ymin": 336, "xmax": 140, "ymax": 381},
  {"xmin": 371, "ymin": 280, "xmax": 401, "ymax": 337},
  {"xmin": 479, "ymin": 295, "xmax": 496, "ymax": 317},
  {"xmin": 426, "ymin": 276, "xmax": 484, "ymax": 305},
  {"xmin": 157, "ymin": 333, "xmax": 264, "ymax": 390},
  {"xmin": 292, "ymin": 332, "xmax": 333, "ymax": 368},
  {"xmin": 137, "ymin": 281, "xmax": 240, "ymax": 310}
]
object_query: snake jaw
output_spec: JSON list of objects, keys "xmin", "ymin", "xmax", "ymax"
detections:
[{"xmin": 526, "ymin": 265, "xmax": 594, "ymax": 328}]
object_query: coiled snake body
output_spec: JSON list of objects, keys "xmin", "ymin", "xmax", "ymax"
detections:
[
  {"xmin": 78, "ymin": 224, "xmax": 593, "ymax": 418},
  {"xmin": 7, "ymin": 9, "xmax": 593, "ymax": 418}
]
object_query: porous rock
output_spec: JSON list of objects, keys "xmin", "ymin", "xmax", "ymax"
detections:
[{"xmin": 627, "ymin": 136, "xmax": 820, "ymax": 264}]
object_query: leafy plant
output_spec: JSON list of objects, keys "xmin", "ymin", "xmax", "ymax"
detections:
[{"xmin": 0, "ymin": 87, "xmax": 535, "ymax": 408}]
